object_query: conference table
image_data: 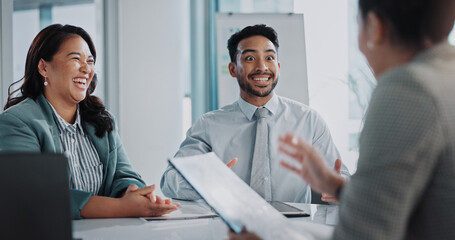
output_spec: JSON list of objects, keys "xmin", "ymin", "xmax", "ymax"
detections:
[{"xmin": 73, "ymin": 200, "xmax": 338, "ymax": 240}]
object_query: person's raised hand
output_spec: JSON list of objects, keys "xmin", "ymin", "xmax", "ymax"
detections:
[
  {"xmin": 278, "ymin": 133, "xmax": 344, "ymax": 197},
  {"xmin": 321, "ymin": 159, "xmax": 342, "ymax": 204}
]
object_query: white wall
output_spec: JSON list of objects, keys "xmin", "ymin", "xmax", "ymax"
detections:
[
  {"xmin": 118, "ymin": 0, "xmax": 189, "ymax": 195},
  {"xmin": 293, "ymin": 1, "xmax": 357, "ymax": 172},
  {"xmin": 1, "ymin": 0, "xmax": 13, "ymax": 111},
  {"xmin": 216, "ymin": 13, "xmax": 309, "ymax": 107}
]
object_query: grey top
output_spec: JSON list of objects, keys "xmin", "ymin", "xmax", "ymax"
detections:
[{"xmin": 334, "ymin": 41, "xmax": 455, "ymax": 239}]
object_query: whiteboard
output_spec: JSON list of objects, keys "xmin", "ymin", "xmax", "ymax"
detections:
[{"xmin": 216, "ymin": 13, "xmax": 309, "ymax": 107}]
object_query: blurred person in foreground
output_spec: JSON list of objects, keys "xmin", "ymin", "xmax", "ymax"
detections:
[{"xmin": 231, "ymin": 0, "xmax": 455, "ymax": 239}]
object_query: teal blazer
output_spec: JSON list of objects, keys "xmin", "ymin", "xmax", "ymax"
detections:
[{"xmin": 0, "ymin": 94, "xmax": 145, "ymax": 219}]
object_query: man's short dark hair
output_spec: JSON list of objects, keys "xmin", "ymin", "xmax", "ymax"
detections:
[{"xmin": 227, "ymin": 24, "xmax": 279, "ymax": 63}]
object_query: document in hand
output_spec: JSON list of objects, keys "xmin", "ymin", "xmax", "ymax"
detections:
[{"xmin": 169, "ymin": 152, "xmax": 314, "ymax": 240}]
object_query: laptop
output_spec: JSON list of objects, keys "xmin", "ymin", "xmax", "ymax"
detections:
[
  {"xmin": 169, "ymin": 152, "xmax": 313, "ymax": 240},
  {"xmin": 0, "ymin": 153, "xmax": 72, "ymax": 240}
]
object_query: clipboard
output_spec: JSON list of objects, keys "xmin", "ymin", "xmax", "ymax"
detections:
[{"xmin": 168, "ymin": 152, "xmax": 312, "ymax": 240}]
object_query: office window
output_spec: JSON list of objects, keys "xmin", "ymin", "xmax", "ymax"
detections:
[
  {"xmin": 292, "ymin": 0, "xmax": 369, "ymax": 173},
  {"xmin": 12, "ymin": 0, "xmax": 104, "ymax": 100},
  {"xmin": 219, "ymin": 0, "xmax": 293, "ymax": 13},
  {"xmin": 12, "ymin": 9, "xmax": 40, "ymax": 92}
]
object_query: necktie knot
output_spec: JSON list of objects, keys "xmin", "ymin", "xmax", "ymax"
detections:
[{"xmin": 255, "ymin": 107, "xmax": 268, "ymax": 119}]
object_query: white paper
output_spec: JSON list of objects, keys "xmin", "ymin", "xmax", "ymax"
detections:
[
  {"xmin": 170, "ymin": 152, "xmax": 314, "ymax": 240},
  {"xmin": 143, "ymin": 201, "xmax": 217, "ymax": 221}
]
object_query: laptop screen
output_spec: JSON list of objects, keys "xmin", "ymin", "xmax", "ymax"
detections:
[{"xmin": 0, "ymin": 153, "xmax": 72, "ymax": 240}]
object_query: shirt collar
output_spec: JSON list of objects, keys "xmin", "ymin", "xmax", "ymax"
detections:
[
  {"xmin": 46, "ymin": 99, "xmax": 83, "ymax": 134},
  {"xmin": 413, "ymin": 40, "xmax": 452, "ymax": 63},
  {"xmin": 238, "ymin": 93, "xmax": 278, "ymax": 121}
]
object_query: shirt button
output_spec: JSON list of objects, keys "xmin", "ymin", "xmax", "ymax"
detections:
[{"xmin": 264, "ymin": 177, "xmax": 269, "ymax": 181}]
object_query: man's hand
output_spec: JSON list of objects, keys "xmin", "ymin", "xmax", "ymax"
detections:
[
  {"xmin": 227, "ymin": 157, "xmax": 238, "ymax": 168},
  {"xmin": 321, "ymin": 159, "xmax": 341, "ymax": 204},
  {"xmin": 278, "ymin": 133, "xmax": 345, "ymax": 197}
]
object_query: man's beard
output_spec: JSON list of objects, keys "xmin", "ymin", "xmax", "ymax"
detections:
[{"xmin": 237, "ymin": 76, "xmax": 278, "ymax": 98}]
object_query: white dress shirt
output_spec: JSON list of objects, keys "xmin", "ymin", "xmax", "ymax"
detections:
[{"xmin": 161, "ymin": 93, "xmax": 350, "ymax": 202}]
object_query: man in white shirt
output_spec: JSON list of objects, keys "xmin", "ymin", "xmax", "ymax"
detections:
[{"xmin": 161, "ymin": 24, "xmax": 349, "ymax": 203}]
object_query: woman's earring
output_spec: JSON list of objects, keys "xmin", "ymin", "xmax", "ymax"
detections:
[
  {"xmin": 367, "ymin": 40, "xmax": 374, "ymax": 50},
  {"xmin": 44, "ymin": 77, "xmax": 48, "ymax": 86}
]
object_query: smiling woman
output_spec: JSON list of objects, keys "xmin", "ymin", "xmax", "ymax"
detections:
[
  {"xmin": 0, "ymin": 24, "xmax": 180, "ymax": 219},
  {"xmin": 38, "ymin": 36, "xmax": 95, "ymax": 123}
]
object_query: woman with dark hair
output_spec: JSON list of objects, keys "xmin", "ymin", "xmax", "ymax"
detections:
[
  {"xmin": 231, "ymin": 0, "xmax": 455, "ymax": 239},
  {"xmin": 0, "ymin": 24, "xmax": 179, "ymax": 219}
]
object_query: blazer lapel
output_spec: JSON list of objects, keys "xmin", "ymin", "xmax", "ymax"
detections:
[
  {"xmin": 85, "ymin": 124, "xmax": 109, "ymax": 169},
  {"xmin": 49, "ymin": 126, "xmax": 62, "ymax": 152},
  {"xmin": 86, "ymin": 124, "xmax": 110, "ymax": 194},
  {"xmin": 36, "ymin": 94, "xmax": 62, "ymax": 153}
]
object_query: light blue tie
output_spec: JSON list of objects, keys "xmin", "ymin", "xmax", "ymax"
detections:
[{"xmin": 250, "ymin": 107, "xmax": 269, "ymax": 198}]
